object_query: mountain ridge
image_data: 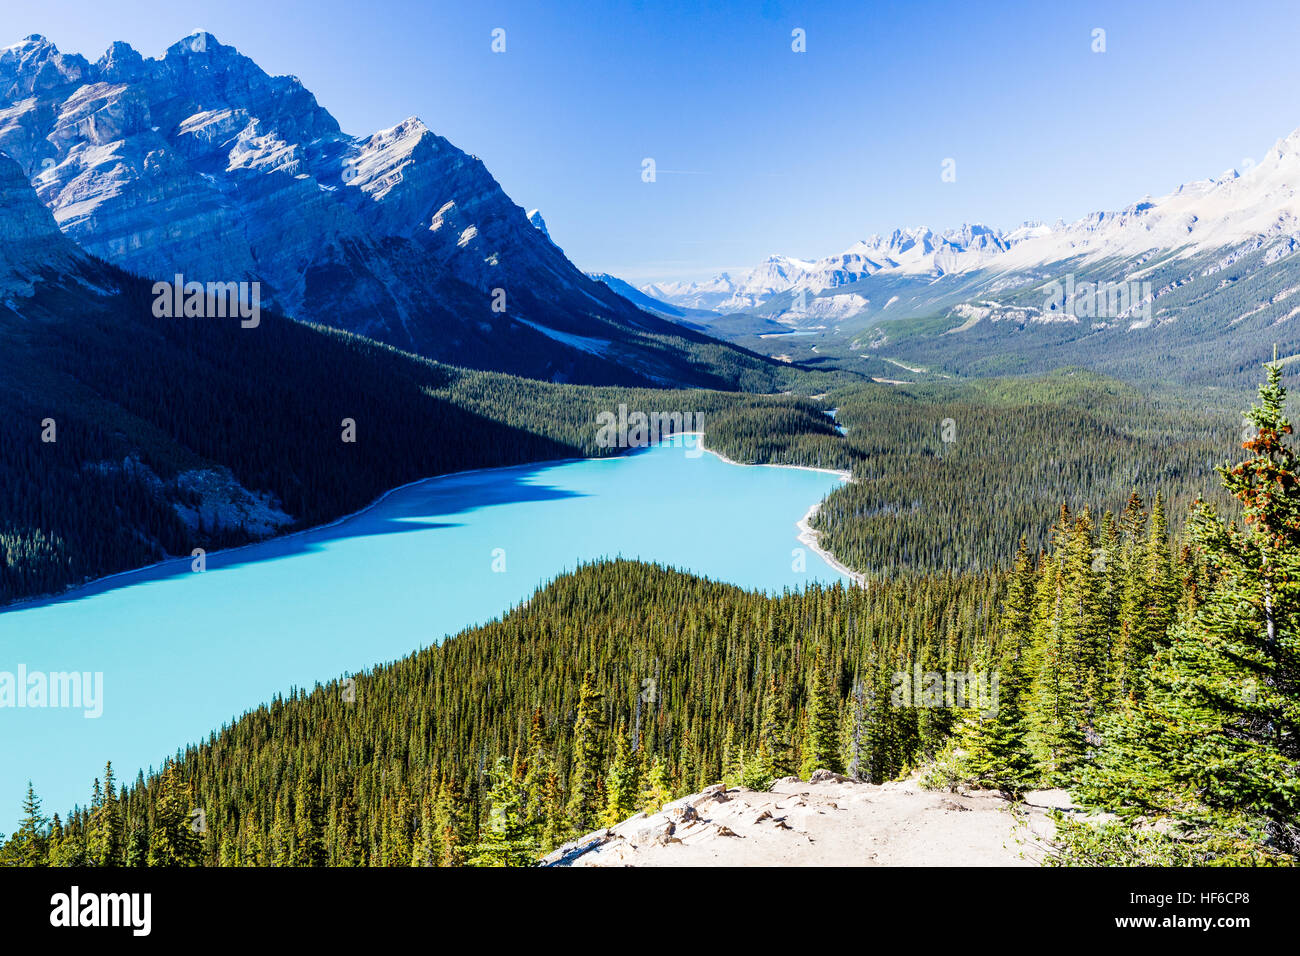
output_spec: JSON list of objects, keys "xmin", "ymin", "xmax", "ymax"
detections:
[
  {"xmin": 644, "ymin": 124, "xmax": 1300, "ymax": 327},
  {"xmin": 0, "ymin": 32, "xmax": 787, "ymax": 390}
]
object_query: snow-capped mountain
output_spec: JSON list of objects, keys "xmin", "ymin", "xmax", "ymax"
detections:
[
  {"xmin": 646, "ymin": 225, "xmax": 1024, "ymax": 316},
  {"xmin": 647, "ymin": 126, "xmax": 1300, "ymax": 332},
  {"xmin": 0, "ymin": 33, "xmax": 777, "ymax": 388}
]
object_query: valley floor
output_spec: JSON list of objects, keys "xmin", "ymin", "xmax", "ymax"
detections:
[{"xmin": 544, "ymin": 774, "xmax": 1072, "ymax": 867}]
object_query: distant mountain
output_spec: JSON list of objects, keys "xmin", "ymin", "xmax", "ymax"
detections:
[
  {"xmin": 0, "ymin": 33, "xmax": 784, "ymax": 389},
  {"xmin": 590, "ymin": 272, "xmax": 790, "ymax": 337},
  {"xmin": 647, "ymin": 124, "xmax": 1300, "ymax": 384},
  {"xmin": 645, "ymin": 224, "xmax": 1022, "ymax": 317}
]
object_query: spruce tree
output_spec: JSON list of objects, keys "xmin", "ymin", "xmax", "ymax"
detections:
[
  {"xmin": 470, "ymin": 758, "xmax": 535, "ymax": 867},
  {"xmin": 1027, "ymin": 507, "xmax": 1096, "ymax": 781},
  {"xmin": 435, "ymin": 775, "xmax": 470, "ymax": 866},
  {"xmin": 800, "ymin": 648, "xmax": 841, "ymax": 777},
  {"xmin": 292, "ymin": 767, "xmax": 326, "ymax": 866},
  {"xmin": 10, "ymin": 783, "xmax": 49, "ymax": 867},
  {"xmin": 747, "ymin": 673, "xmax": 792, "ymax": 787},
  {"xmin": 841, "ymin": 670, "xmax": 868, "ymax": 780},
  {"xmin": 87, "ymin": 761, "xmax": 122, "ymax": 867},
  {"xmin": 955, "ymin": 542, "xmax": 1038, "ymax": 793},
  {"xmin": 566, "ymin": 671, "xmax": 605, "ymax": 834},
  {"xmin": 641, "ymin": 758, "xmax": 673, "ymax": 813},
  {"xmin": 1080, "ymin": 364, "xmax": 1300, "ymax": 860},
  {"xmin": 147, "ymin": 761, "xmax": 203, "ymax": 866},
  {"xmin": 602, "ymin": 725, "xmax": 641, "ymax": 826}
]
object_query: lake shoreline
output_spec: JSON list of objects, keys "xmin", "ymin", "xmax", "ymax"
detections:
[
  {"xmin": 1, "ymin": 431, "xmax": 862, "ymax": 614},
  {"xmin": 688, "ymin": 432, "xmax": 865, "ymax": 588}
]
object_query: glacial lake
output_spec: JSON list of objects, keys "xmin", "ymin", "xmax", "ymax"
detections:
[{"xmin": 0, "ymin": 435, "xmax": 849, "ymax": 828}]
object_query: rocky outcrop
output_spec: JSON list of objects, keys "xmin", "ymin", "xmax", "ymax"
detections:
[
  {"xmin": 0, "ymin": 33, "xmax": 764, "ymax": 386},
  {"xmin": 543, "ymin": 774, "xmax": 1068, "ymax": 867},
  {"xmin": 0, "ymin": 147, "xmax": 113, "ymax": 300}
]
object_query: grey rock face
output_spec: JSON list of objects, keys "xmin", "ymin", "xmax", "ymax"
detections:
[
  {"xmin": 0, "ymin": 148, "xmax": 110, "ymax": 299},
  {"xmin": 0, "ymin": 33, "xmax": 723, "ymax": 384}
]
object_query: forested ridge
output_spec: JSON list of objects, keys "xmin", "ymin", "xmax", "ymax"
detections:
[
  {"xmin": 0, "ymin": 270, "xmax": 830, "ymax": 606},
  {"xmin": 5, "ymin": 368, "xmax": 1296, "ymax": 867},
  {"xmin": 704, "ymin": 369, "xmax": 1241, "ymax": 574},
  {"xmin": 1, "ymin": 253, "xmax": 1243, "ymax": 606}
]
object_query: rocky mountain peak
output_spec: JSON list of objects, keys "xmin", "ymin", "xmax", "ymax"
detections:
[{"xmin": 0, "ymin": 32, "xmax": 755, "ymax": 387}]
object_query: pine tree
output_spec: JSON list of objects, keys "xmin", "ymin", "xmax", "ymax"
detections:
[
  {"xmin": 861, "ymin": 648, "xmax": 901, "ymax": 784},
  {"xmin": 800, "ymin": 648, "xmax": 841, "ymax": 777},
  {"xmin": 8, "ymin": 783, "xmax": 50, "ymax": 867},
  {"xmin": 720, "ymin": 721, "xmax": 742, "ymax": 785},
  {"xmin": 1115, "ymin": 492, "xmax": 1151, "ymax": 699},
  {"xmin": 147, "ymin": 761, "xmax": 203, "ymax": 867},
  {"xmin": 292, "ymin": 767, "xmax": 326, "ymax": 866},
  {"xmin": 1080, "ymin": 364, "xmax": 1300, "ymax": 861},
  {"xmin": 539, "ymin": 768, "xmax": 567, "ymax": 853},
  {"xmin": 641, "ymin": 758, "xmax": 672, "ymax": 813},
  {"xmin": 746, "ymin": 673, "xmax": 792, "ymax": 787},
  {"xmin": 334, "ymin": 791, "xmax": 361, "ymax": 866},
  {"xmin": 1027, "ymin": 507, "xmax": 1095, "ymax": 781},
  {"xmin": 124, "ymin": 823, "xmax": 148, "ymax": 867},
  {"xmin": 566, "ymin": 671, "xmax": 605, "ymax": 834},
  {"xmin": 602, "ymin": 725, "xmax": 641, "ymax": 826},
  {"xmin": 955, "ymin": 541, "xmax": 1038, "ymax": 793},
  {"xmin": 87, "ymin": 761, "xmax": 122, "ymax": 867},
  {"xmin": 434, "ymin": 775, "xmax": 470, "ymax": 866},
  {"xmin": 841, "ymin": 671, "xmax": 869, "ymax": 780},
  {"xmin": 470, "ymin": 758, "xmax": 535, "ymax": 867}
]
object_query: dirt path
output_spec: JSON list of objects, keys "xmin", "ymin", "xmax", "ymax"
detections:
[{"xmin": 544, "ymin": 773, "xmax": 1070, "ymax": 867}]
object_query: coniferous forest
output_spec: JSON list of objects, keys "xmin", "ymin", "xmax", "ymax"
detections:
[{"xmin": 4, "ymin": 367, "xmax": 1296, "ymax": 867}]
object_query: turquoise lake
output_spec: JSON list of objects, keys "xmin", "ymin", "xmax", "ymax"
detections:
[{"xmin": 0, "ymin": 435, "xmax": 849, "ymax": 827}]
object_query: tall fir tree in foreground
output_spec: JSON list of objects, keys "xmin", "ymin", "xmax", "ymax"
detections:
[
  {"xmin": 470, "ymin": 758, "xmax": 536, "ymax": 867},
  {"xmin": 566, "ymin": 672, "xmax": 605, "ymax": 835},
  {"xmin": 86, "ymin": 762, "xmax": 122, "ymax": 867},
  {"xmin": 746, "ymin": 673, "xmax": 793, "ymax": 787},
  {"xmin": 602, "ymin": 725, "xmax": 641, "ymax": 826},
  {"xmin": 955, "ymin": 540, "xmax": 1038, "ymax": 793},
  {"xmin": 800, "ymin": 647, "xmax": 841, "ymax": 777},
  {"xmin": 1075, "ymin": 363, "xmax": 1300, "ymax": 862},
  {"xmin": 0, "ymin": 784, "xmax": 50, "ymax": 867},
  {"xmin": 147, "ymin": 761, "xmax": 203, "ymax": 867}
]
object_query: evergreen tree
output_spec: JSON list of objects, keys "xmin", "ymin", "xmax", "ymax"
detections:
[
  {"xmin": 1028, "ymin": 507, "xmax": 1094, "ymax": 780},
  {"xmin": 720, "ymin": 722, "xmax": 742, "ymax": 785},
  {"xmin": 800, "ymin": 648, "xmax": 841, "ymax": 777},
  {"xmin": 566, "ymin": 672, "xmax": 605, "ymax": 834},
  {"xmin": 434, "ymin": 776, "xmax": 470, "ymax": 867},
  {"xmin": 8, "ymin": 783, "xmax": 49, "ymax": 867},
  {"xmin": 641, "ymin": 758, "xmax": 673, "ymax": 813},
  {"xmin": 86, "ymin": 761, "xmax": 122, "ymax": 867},
  {"xmin": 841, "ymin": 672, "xmax": 869, "ymax": 780},
  {"xmin": 292, "ymin": 767, "xmax": 326, "ymax": 866},
  {"xmin": 1079, "ymin": 364, "xmax": 1300, "ymax": 860},
  {"xmin": 147, "ymin": 761, "xmax": 203, "ymax": 867},
  {"xmin": 470, "ymin": 758, "xmax": 535, "ymax": 867},
  {"xmin": 746, "ymin": 673, "xmax": 792, "ymax": 787},
  {"xmin": 602, "ymin": 725, "xmax": 641, "ymax": 826}
]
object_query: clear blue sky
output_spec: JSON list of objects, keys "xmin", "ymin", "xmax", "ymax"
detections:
[{"xmin": 10, "ymin": 0, "xmax": 1300, "ymax": 282}]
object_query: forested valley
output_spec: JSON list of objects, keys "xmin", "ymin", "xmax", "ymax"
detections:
[
  {"xmin": 3, "ymin": 256, "xmax": 1241, "ymax": 608},
  {"xmin": 0, "ymin": 269, "xmax": 825, "ymax": 606},
  {"xmin": 5, "ymin": 368, "xmax": 1295, "ymax": 867}
]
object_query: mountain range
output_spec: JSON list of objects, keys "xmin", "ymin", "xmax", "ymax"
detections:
[
  {"xmin": 636, "ymin": 126, "xmax": 1300, "ymax": 385},
  {"xmin": 0, "ymin": 32, "xmax": 783, "ymax": 389}
]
